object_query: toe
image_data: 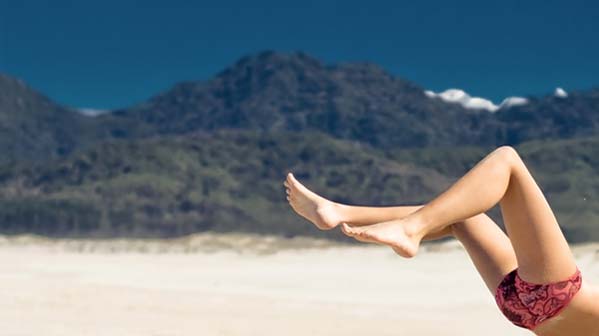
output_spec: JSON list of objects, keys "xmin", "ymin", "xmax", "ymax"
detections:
[
  {"xmin": 351, "ymin": 226, "xmax": 367, "ymax": 236},
  {"xmin": 360, "ymin": 229, "xmax": 373, "ymax": 238},
  {"xmin": 287, "ymin": 173, "xmax": 317, "ymax": 197},
  {"xmin": 353, "ymin": 228, "xmax": 376, "ymax": 242},
  {"xmin": 341, "ymin": 223, "xmax": 354, "ymax": 236},
  {"xmin": 288, "ymin": 173, "xmax": 301, "ymax": 188}
]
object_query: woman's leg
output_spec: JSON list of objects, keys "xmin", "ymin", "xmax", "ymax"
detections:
[
  {"xmin": 283, "ymin": 175, "xmax": 450, "ymax": 239},
  {"xmin": 284, "ymin": 173, "xmax": 423, "ymax": 229},
  {"xmin": 451, "ymin": 214, "xmax": 517, "ymax": 292},
  {"xmin": 284, "ymin": 173, "xmax": 517, "ymax": 289},
  {"xmin": 342, "ymin": 146, "xmax": 577, "ymax": 283}
]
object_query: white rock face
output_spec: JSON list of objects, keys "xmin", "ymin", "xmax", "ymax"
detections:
[
  {"xmin": 438, "ymin": 89, "xmax": 469, "ymax": 103},
  {"xmin": 555, "ymin": 87, "xmax": 568, "ymax": 98},
  {"xmin": 77, "ymin": 108, "xmax": 110, "ymax": 117},
  {"xmin": 424, "ymin": 88, "xmax": 528, "ymax": 113},
  {"xmin": 464, "ymin": 97, "xmax": 498, "ymax": 111},
  {"xmin": 499, "ymin": 97, "xmax": 529, "ymax": 109}
]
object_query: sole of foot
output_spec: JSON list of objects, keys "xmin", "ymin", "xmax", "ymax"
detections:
[
  {"xmin": 341, "ymin": 221, "xmax": 420, "ymax": 258},
  {"xmin": 284, "ymin": 173, "xmax": 344, "ymax": 230}
]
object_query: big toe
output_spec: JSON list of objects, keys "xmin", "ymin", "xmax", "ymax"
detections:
[
  {"xmin": 287, "ymin": 173, "xmax": 305, "ymax": 190},
  {"xmin": 341, "ymin": 223, "xmax": 355, "ymax": 236},
  {"xmin": 286, "ymin": 172, "xmax": 296, "ymax": 183}
]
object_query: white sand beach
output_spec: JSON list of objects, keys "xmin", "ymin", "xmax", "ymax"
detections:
[{"xmin": 1, "ymin": 234, "xmax": 598, "ymax": 336}]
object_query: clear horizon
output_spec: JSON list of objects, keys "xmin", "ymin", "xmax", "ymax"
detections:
[{"xmin": 1, "ymin": 0, "xmax": 597, "ymax": 109}]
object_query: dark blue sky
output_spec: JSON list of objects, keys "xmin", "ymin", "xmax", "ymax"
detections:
[{"xmin": 1, "ymin": 0, "xmax": 597, "ymax": 109}]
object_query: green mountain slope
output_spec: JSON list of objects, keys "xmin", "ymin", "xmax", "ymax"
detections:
[
  {"xmin": 97, "ymin": 51, "xmax": 599, "ymax": 149},
  {"xmin": 96, "ymin": 51, "xmax": 492, "ymax": 148},
  {"xmin": 1, "ymin": 51, "xmax": 599, "ymax": 242},
  {"xmin": 1, "ymin": 130, "xmax": 599, "ymax": 242},
  {"xmin": 0, "ymin": 131, "xmax": 452, "ymax": 240},
  {"xmin": 0, "ymin": 74, "xmax": 96, "ymax": 164}
]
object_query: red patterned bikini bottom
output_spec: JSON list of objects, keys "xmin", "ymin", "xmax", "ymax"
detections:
[{"xmin": 494, "ymin": 267, "xmax": 582, "ymax": 330}]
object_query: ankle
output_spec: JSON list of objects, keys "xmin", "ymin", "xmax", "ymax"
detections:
[
  {"xmin": 404, "ymin": 210, "xmax": 433, "ymax": 241},
  {"xmin": 332, "ymin": 202, "xmax": 350, "ymax": 224}
]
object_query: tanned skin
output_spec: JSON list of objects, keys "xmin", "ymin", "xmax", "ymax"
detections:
[{"xmin": 285, "ymin": 146, "xmax": 599, "ymax": 335}]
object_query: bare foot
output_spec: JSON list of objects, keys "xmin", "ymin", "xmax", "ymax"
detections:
[
  {"xmin": 284, "ymin": 173, "xmax": 344, "ymax": 230},
  {"xmin": 340, "ymin": 218, "xmax": 423, "ymax": 258}
]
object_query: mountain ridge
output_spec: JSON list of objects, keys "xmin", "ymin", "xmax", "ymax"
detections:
[
  {"xmin": 0, "ymin": 74, "xmax": 96, "ymax": 164},
  {"xmin": 3, "ymin": 51, "xmax": 599, "ymax": 160},
  {"xmin": 1, "ymin": 51, "xmax": 599, "ymax": 242},
  {"xmin": 96, "ymin": 51, "xmax": 599, "ymax": 150}
]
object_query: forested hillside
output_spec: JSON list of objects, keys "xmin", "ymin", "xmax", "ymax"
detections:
[{"xmin": 1, "ymin": 51, "xmax": 598, "ymax": 242}]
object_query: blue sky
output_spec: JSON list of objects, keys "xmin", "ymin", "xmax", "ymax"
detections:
[{"xmin": 0, "ymin": 0, "xmax": 597, "ymax": 109}]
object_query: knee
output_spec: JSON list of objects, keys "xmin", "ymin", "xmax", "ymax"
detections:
[
  {"xmin": 451, "ymin": 215, "xmax": 478, "ymax": 234},
  {"xmin": 447, "ymin": 223, "xmax": 458, "ymax": 237},
  {"xmin": 452, "ymin": 213, "xmax": 487, "ymax": 236},
  {"xmin": 493, "ymin": 145, "xmax": 522, "ymax": 168}
]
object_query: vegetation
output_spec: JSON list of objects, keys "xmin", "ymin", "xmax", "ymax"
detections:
[
  {"xmin": 1, "ymin": 51, "xmax": 599, "ymax": 242},
  {"xmin": 1, "ymin": 130, "xmax": 599, "ymax": 242},
  {"xmin": 0, "ymin": 130, "xmax": 450, "ymax": 240},
  {"xmin": 0, "ymin": 74, "xmax": 96, "ymax": 165}
]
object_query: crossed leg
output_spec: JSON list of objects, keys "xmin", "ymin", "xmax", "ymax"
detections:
[
  {"xmin": 285, "ymin": 145, "xmax": 577, "ymax": 284},
  {"xmin": 284, "ymin": 173, "xmax": 517, "ymax": 292},
  {"xmin": 282, "ymin": 180, "xmax": 450, "ymax": 241},
  {"xmin": 337, "ymin": 146, "xmax": 576, "ymax": 283}
]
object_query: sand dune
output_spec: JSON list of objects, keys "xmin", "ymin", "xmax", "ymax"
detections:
[{"xmin": 1, "ymin": 233, "xmax": 598, "ymax": 336}]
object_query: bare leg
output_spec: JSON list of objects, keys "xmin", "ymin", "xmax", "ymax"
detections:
[
  {"xmin": 283, "ymin": 173, "xmax": 450, "ymax": 240},
  {"xmin": 451, "ymin": 214, "xmax": 517, "ymax": 292},
  {"xmin": 284, "ymin": 173, "xmax": 424, "ymax": 229},
  {"xmin": 283, "ymin": 172, "xmax": 518, "ymax": 289},
  {"xmin": 342, "ymin": 146, "xmax": 577, "ymax": 283}
]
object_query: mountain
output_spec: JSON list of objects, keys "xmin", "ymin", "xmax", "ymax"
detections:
[
  {"xmin": 1, "ymin": 50, "xmax": 599, "ymax": 242},
  {"xmin": 3, "ymin": 51, "xmax": 599, "ymax": 160},
  {"xmin": 96, "ymin": 51, "xmax": 599, "ymax": 149},
  {"xmin": 492, "ymin": 89, "xmax": 599, "ymax": 143},
  {"xmin": 0, "ymin": 130, "xmax": 453, "ymax": 240},
  {"xmin": 0, "ymin": 74, "xmax": 96, "ymax": 164},
  {"xmin": 97, "ymin": 51, "xmax": 492, "ymax": 148},
  {"xmin": 2, "ymin": 130, "xmax": 599, "ymax": 242}
]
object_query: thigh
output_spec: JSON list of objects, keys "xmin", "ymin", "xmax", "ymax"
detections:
[
  {"xmin": 500, "ymin": 151, "xmax": 577, "ymax": 283},
  {"xmin": 452, "ymin": 213, "xmax": 517, "ymax": 292}
]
